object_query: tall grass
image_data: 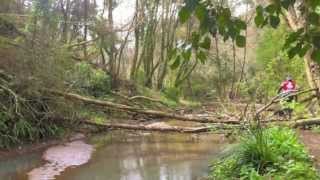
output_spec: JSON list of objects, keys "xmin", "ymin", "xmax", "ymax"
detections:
[{"xmin": 209, "ymin": 127, "xmax": 319, "ymax": 180}]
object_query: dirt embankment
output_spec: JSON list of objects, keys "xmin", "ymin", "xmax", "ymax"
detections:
[{"xmin": 299, "ymin": 130, "xmax": 320, "ymax": 168}]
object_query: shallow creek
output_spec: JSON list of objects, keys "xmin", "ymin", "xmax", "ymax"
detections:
[{"xmin": 0, "ymin": 131, "xmax": 229, "ymax": 180}]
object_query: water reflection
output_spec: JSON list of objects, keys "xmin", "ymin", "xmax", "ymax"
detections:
[
  {"xmin": 0, "ymin": 152, "xmax": 42, "ymax": 180},
  {"xmin": 58, "ymin": 132, "xmax": 227, "ymax": 180},
  {"xmin": 0, "ymin": 132, "xmax": 227, "ymax": 180}
]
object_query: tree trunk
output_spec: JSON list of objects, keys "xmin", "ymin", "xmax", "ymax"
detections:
[
  {"xmin": 107, "ymin": 0, "xmax": 117, "ymax": 88},
  {"xmin": 83, "ymin": 0, "xmax": 88, "ymax": 59},
  {"xmin": 130, "ymin": 0, "xmax": 140, "ymax": 80}
]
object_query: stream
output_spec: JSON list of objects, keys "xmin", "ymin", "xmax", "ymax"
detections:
[{"xmin": 0, "ymin": 131, "xmax": 229, "ymax": 180}]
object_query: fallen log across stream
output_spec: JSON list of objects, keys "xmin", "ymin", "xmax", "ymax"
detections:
[
  {"xmin": 49, "ymin": 90, "xmax": 240, "ymax": 124},
  {"xmin": 48, "ymin": 90, "xmax": 320, "ymax": 132},
  {"xmin": 83, "ymin": 121, "xmax": 213, "ymax": 133}
]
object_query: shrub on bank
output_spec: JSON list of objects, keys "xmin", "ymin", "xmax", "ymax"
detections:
[{"xmin": 209, "ymin": 127, "xmax": 319, "ymax": 180}]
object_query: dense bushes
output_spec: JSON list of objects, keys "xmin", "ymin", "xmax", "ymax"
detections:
[
  {"xmin": 210, "ymin": 127, "xmax": 319, "ymax": 179},
  {"xmin": 70, "ymin": 62, "xmax": 111, "ymax": 97},
  {"xmin": 0, "ymin": 35, "xmax": 74, "ymax": 148}
]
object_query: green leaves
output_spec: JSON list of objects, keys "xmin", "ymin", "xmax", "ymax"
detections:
[
  {"xmin": 269, "ymin": 16, "xmax": 280, "ymax": 28},
  {"xmin": 171, "ymin": 55, "xmax": 181, "ymax": 70},
  {"xmin": 299, "ymin": 44, "xmax": 311, "ymax": 57},
  {"xmin": 284, "ymin": 29, "xmax": 303, "ymax": 49},
  {"xmin": 196, "ymin": 50, "xmax": 207, "ymax": 64},
  {"xmin": 287, "ymin": 45, "xmax": 300, "ymax": 59},
  {"xmin": 178, "ymin": 0, "xmax": 199, "ymax": 24},
  {"xmin": 195, "ymin": 4, "xmax": 206, "ymax": 22},
  {"xmin": 175, "ymin": 0, "xmax": 249, "ymax": 72},
  {"xmin": 308, "ymin": 12, "xmax": 320, "ymax": 25},
  {"xmin": 311, "ymin": 49, "xmax": 320, "ymax": 63},
  {"xmin": 179, "ymin": 7, "xmax": 191, "ymax": 23},
  {"xmin": 200, "ymin": 36, "xmax": 211, "ymax": 49},
  {"xmin": 236, "ymin": 35, "xmax": 246, "ymax": 47},
  {"xmin": 281, "ymin": 0, "xmax": 295, "ymax": 10},
  {"xmin": 235, "ymin": 19, "xmax": 247, "ymax": 30},
  {"xmin": 265, "ymin": 4, "xmax": 277, "ymax": 14},
  {"xmin": 255, "ymin": 6, "xmax": 264, "ymax": 27}
]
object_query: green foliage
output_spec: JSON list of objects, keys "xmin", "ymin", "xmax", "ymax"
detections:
[
  {"xmin": 0, "ymin": 34, "xmax": 72, "ymax": 148},
  {"xmin": 172, "ymin": 0, "xmax": 247, "ymax": 75},
  {"xmin": 71, "ymin": 62, "xmax": 111, "ymax": 97},
  {"xmin": 162, "ymin": 86, "xmax": 181, "ymax": 102},
  {"xmin": 209, "ymin": 127, "xmax": 319, "ymax": 180},
  {"xmin": 249, "ymin": 25, "xmax": 307, "ymax": 99},
  {"xmin": 179, "ymin": 0, "xmax": 320, "ymax": 64},
  {"xmin": 253, "ymin": 1, "xmax": 320, "ymax": 63}
]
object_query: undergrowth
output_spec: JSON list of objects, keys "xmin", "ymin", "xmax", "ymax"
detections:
[{"xmin": 209, "ymin": 126, "xmax": 319, "ymax": 180}]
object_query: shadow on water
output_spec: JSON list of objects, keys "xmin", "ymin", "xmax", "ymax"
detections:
[{"xmin": 0, "ymin": 131, "xmax": 229, "ymax": 180}]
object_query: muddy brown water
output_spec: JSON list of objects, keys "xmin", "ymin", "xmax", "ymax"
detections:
[{"xmin": 0, "ymin": 131, "xmax": 229, "ymax": 180}]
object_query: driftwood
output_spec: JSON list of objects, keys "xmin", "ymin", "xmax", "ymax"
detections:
[
  {"xmin": 49, "ymin": 90, "xmax": 240, "ymax": 124},
  {"xmin": 83, "ymin": 120, "xmax": 211, "ymax": 133}
]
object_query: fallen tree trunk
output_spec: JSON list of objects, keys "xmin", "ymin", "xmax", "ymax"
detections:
[
  {"xmin": 49, "ymin": 90, "xmax": 239, "ymax": 124},
  {"xmin": 83, "ymin": 120, "xmax": 211, "ymax": 133},
  {"xmin": 292, "ymin": 118, "xmax": 320, "ymax": 128},
  {"xmin": 256, "ymin": 88, "xmax": 317, "ymax": 117}
]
